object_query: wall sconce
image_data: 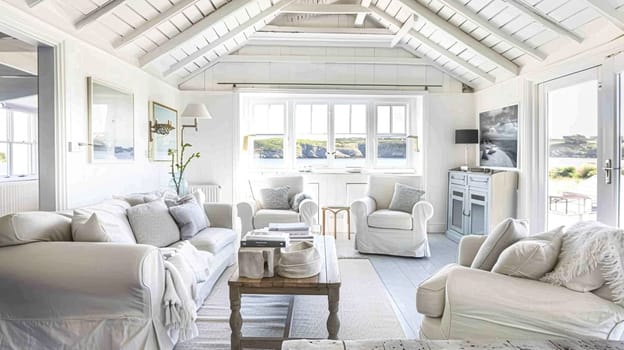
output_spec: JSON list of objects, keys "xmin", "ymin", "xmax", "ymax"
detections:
[
  {"xmin": 406, "ymin": 135, "xmax": 420, "ymax": 152},
  {"xmin": 181, "ymin": 103, "xmax": 212, "ymax": 145},
  {"xmin": 148, "ymin": 120, "xmax": 175, "ymax": 142}
]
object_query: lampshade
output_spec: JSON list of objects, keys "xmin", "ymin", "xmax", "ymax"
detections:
[
  {"xmin": 455, "ymin": 129, "xmax": 479, "ymax": 144},
  {"xmin": 182, "ymin": 103, "xmax": 212, "ymax": 119}
]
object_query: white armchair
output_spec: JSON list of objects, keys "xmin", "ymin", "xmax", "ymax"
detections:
[
  {"xmin": 351, "ymin": 175, "xmax": 434, "ymax": 257},
  {"xmin": 237, "ymin": 176, "xmax": 318, "ymax": 235}
]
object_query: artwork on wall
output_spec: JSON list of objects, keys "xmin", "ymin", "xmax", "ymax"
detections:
[
  {"xmin": 87, "ymin": 77, "xmax": 134, "ymax": 162},
  {"xmin": 479, "ymin": 104, "xmax": 519, "ymax": 168},
  {"xmin": 149, "ymin": 102, "xmax": 178, "ymax": 161}
]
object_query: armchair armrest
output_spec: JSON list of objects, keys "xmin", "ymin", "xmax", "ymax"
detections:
[
  {"xmin": 204, "ymin": 203, "xmax": 233, "ymax": 229},
  {"xmin": 412, "ymin": 200, "xmax": 434, "ymax": 221},
  {"xmin": 457, "ymin": 235, "xmax": 487, "ymax": 267},
  {"xmin": 350, "ymin": 196, "xmax": 376, "ymax": 218},
  {"xmin": 299, "ymin": 199, "xmax": 318, "ymax": 225},
  {"xmin": 0, "ymin": 242, "xmax": 164, "ymax": 320},
  {"xmin": 236, "ymin": 200, "xmax": 257, "ymax": 235}
]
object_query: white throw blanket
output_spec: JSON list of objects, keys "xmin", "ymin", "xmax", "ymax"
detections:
[{"xmin": 541, "ymin": 221, "xmax": 624, "ymax": 305}]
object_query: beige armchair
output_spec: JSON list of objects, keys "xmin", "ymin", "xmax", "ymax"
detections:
[
  {"xmin": 351, "ymin": 175, "xmax": 434, "ymax": 257},
  {"xmin": 236, "ymin": 176, "xmax": 318, "ymax": 235}
]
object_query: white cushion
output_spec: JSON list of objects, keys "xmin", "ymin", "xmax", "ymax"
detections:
[
  {"xmin": 71, "ymin": 211, "xmax": 112, "ymax": 242},
  {"xmin": 75, "ymin": 199, "xmax": 136, "ymax": 244},
  {"xmin": 253, "ymin": 209, "xmax": 300, "ymax": 229},
  {"xmin": 564, "ymin": 268, "xmax": 605, "ymax": 292},
  {"xmin": 0, "ymin": 212, "xmax": 71, "ymax": 247},
  {"xmin": 471, "ymin": 218, "xmax": 529, "ymax": 271},
  {"xmin": 492, "ymin": 226, "xmax": 563, "ymax": 280},
  {"xmin": 367, "ymin": 209, "xmax": 412, "ymax": 230},
  {"xmin": 127, "ymin": 199, "xmax": 180, "ymax": 247},
  {"xmin": 417, "ymin": 263, "xmax": 457, "ymax": 317},
  {"xmin": 188, "ymin": 227, "xmax": 237, "ymax": 254}
]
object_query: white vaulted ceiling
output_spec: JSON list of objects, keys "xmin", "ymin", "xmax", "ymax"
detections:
[{"xmin": 17, "ymin": 0, "xmax": 624, "ymax": 89}]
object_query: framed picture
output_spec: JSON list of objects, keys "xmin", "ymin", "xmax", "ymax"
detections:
[
  {"xmin": 479, "ymin": 104, "xmax": 519, "ymax": 169},
  {"xmin": 149, "ymin": 102, "xmax": 178, "ymax": 161},
  {"xmin": 87, "ymin": 77, "xmax": 134, "ymax": 162}
]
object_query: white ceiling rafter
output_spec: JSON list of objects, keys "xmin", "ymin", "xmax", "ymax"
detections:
[
  {"xmin": 394, "ymin": 0, "xmax": 519, "ymax": 76},
  {"xmin": 249, "ymin": 30, "xmax": 396, "ymax": 47},
  {"xmin": 164, "ymin": 0, "xmax": 294, "ymax": 77},
  {"xmin": 435, "ymin": 0, "xmax": 546, "ymax": 61},
  {"xmin": 280, "ymin": 4, "xmax": 370, "ymax": 15},
  {"xmin": 369, "ymin": 6, "xmax": 496, "ymax": 83},
  {"xmin": 355, "ymin": 0, "xmax": 372, "ymax": 27},
  {"xmin": 216, "ymin": 55, "xmax": 430, "ymax": 65},
  {"xmin": 390, "ymin": 14, "xmax": 415, "ymax": 48},
  {"xmin": 502, "ymin": 0, "xmax": 584, "ymax": 43},
  {"xmin": 74, "ymin": 0, "xmax": 129, "ymax": 30},
  {"xmin": 581, "ymin": 0, "xmax": 624, "ymax": 31},
  {"xmin": 138, "ymin": 0, "xmax": 257, "ymax": 67}
]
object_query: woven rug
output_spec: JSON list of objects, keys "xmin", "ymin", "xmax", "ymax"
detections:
[{"xmin": 175, "ymin": 259, "xmax": 405, "ymax": 349}]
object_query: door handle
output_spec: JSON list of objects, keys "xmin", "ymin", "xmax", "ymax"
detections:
[{"xmin": 604, "ymin": 159, "xmax": 616, "ymax": 185}]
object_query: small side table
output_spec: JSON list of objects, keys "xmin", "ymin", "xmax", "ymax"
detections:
[{"xmin": 322, "ymin": 206, "xmax": 351, "ymax": 240}]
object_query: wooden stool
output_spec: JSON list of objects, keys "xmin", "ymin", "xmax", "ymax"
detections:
[{"xmin": 321, "ymin": 206, "xmax": 351, "ymax": 240}]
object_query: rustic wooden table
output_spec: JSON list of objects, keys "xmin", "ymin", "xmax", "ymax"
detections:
[{"xmin": 228, "ymin": 235, "xmax": 341, "ymax": 350}]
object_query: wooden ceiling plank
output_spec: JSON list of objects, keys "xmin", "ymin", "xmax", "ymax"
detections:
[
  {"xmin": 502, "ymin": 0, "xmax": 584, "ymax": 43},
  {"xmin": 281, "ymin": 4, "xmax": 370, "ymax": 15},
  {"xmin": 390, "ymin": 14, "xmax": 415, "ymax": 47},
  {"xmin": 75, "ymin": 0, "xmax": 129, "ymax": 29},
  {"xmin": 355, "ymin": 0, "xmax": 373, "ymax": 26},
  {"xmin": 581, "ymin": 0, "xmax": 624, "ymax": 31}
]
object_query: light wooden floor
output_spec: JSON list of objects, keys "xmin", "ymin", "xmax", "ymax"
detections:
[{"xmin": 334, "ymin": 232, "xmax": 458, "ymax": 339}]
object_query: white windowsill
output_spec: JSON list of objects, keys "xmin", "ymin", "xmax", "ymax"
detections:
[{"xmin": 0, "ymin": 176, "xmax": 39, "ymax": 183}]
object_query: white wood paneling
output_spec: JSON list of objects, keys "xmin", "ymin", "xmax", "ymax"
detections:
[{"xmin": 0, "ymin": 181, "xmax": 39, "ymax": 216}]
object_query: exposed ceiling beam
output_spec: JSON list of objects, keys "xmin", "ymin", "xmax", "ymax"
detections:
[
  {"xmin": 391, "ymin": 15, "xmax": 415, "ymax": 48},
  {"xmin": 75, "ymin": 0, "xmax": 128, "ymax": 29},
  {"xmin": 260, "ymin": 25, "xmax": 391, "ymax": 34},
  {"xmin": 355, "ymin": 0, "xmax": 372, "ymax": 27},
  {"xmin": 164, "ymin": 0, "xmax": 292, "ymax": 77},
  {"xmin": 435, "ymin": 0, "xmax": 546, "ymax": 61},
  {"xmin": 370, "ymin": 7, "xmax": 496, "ymax": 83},
  {"xmin": 248, "ymin": 31, "xmax": 396, "ymax": 47},
  {"xmin": 113, "ymin": 0, "xmax": 199, "ymax": 49},
  {"xmin": 281, "ymin": 4, "xmax": 369, "ymax": 15},
  {"xmin": 139, "ymin": 0, "xmax": 256, "ymax": 67},
  {"xmin": 581, "ymin": 0, "xmax": 624, "ymax": 31},
  {"xmin": 216, "ymin": 54, "xmax": 429, "ymax": 65},
  {"xmin": 502, "ymin": 0, "xmax": 583, "ymax": 43},
  {"xmin": 394, "ymin": 0, "xmax": 518, "ymax": 76}
]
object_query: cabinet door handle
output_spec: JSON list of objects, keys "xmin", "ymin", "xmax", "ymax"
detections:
[{"xmin": 463, "ymin": 210, "xmax": 471, "ymax": 217}]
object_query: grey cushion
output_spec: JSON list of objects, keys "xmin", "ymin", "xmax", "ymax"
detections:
[
  {"xmin": 114, "ymin": 191, "xmax": 163, "ymax": 206},
  {"xmin": 127, "ymin": 199, "xmax": 180, "ymax": 247},
  {"xmin": 0, "ymin": 212, "xmax": 71, "ymax": 247},
  {"xmin": 169, "ymin": 199, "xmax": 209, "ymax": 240},
  {"xmin": 188, "ymin": 227, "xmax": 237, "ymax": 254},
  {"xmin": 471, "ymin": 218, "xmax": 529, "ymax": 271},
  {"xmin": 388, "ymin": 183, "xmax": 425, "ymax": 213},
  {"xmin": 259, "ymin": 186, "xmax": 291, "ymax": 209},
  {"xmin": 290, "ymin": 192, "xmax": 312, "ymax": 212},
  {"xmin": 71, "ymin": 210, "xmax": 112, "ymax": 242}
]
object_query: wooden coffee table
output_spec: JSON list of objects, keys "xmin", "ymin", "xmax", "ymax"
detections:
[{"xmin": 229, "ymin": 235, "xmax": 341, "ymax": 350}]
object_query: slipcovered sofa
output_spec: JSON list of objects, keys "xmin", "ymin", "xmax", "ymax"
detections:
[
  {"xmin": 417, "ymin": 235, "xmax": 624, "ymax": 340},
  {"xmin": 0, "ymin": 199, "xmax": 237, "ymax": 350}
]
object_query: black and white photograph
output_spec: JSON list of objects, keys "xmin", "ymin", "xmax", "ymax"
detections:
[{"xmin": 479, "ymin": 104, "xmax": 519, "ymax": 168}]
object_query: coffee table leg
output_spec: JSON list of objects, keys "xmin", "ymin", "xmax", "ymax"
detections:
[
  {"xmin": 230, "ymin": 286, "xmax": 242, "ymax": 350},
  {"xmin": 327, "ymin": 287, "xmax": 340, "ymax": 339}
]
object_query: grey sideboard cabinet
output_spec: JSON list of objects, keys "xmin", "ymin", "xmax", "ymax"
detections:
[{"xmin": 446, "ymin": 168, "xmax": 519, "ymax": 242}]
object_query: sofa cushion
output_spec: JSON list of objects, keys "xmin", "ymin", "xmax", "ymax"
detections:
[
  {"xmin": 253, "ymin": 209, "xmax": 300, "ymax": 229},
  {"xmin": 259, "ymin": 186, "xmax": 291, "ymax": 210},
  {"xmin": 564, "ymin": 268, "xmax": 605, "ymax": 292},
  {"xmin": 0, "ymin": 212, "xmax": 71, "ymax": 247},
  {"xmin": 169, "ymin": 198, "xmax": 209, "ymax": 240},
  {"xmin": 114, "ymin": 191, "xmax": 164, "ymax": 206},
  {"xmin": 127, "ymin": 199, "xmax": 180, "ymax": 247},
  {"xmin": 388, "ymin": 183, "xmax": 424, "ymax": 213},
  {"xmin": 189, "ymin": 227, "xmax": 237, "ymax": 254},
  {"xmin": 367, "ymin": 209, "xmax": 412, "ymax": 230},
  {"xmin": 76, "ymin": 199, "xmax": 136, "ymax": 244},
  {"xmin": 471, "ymin": 218, "xmax": 529, "ymax": 271},
  {"xmin": 492, "ymin": 226, "xmax": 563, "ymax": 280},
  {"xmin": 71, "ymin": 210, "xmax": 112, "ymax": 242},
  {"xmin": 417, "ymin": 263, "xmax": 457, "ymax": 317}
]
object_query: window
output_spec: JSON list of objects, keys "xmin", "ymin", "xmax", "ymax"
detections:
[
  {"xmin": 334, "ymin": 104, "xmax": 367, "ymax": 167},
  {"xmin": 376, "ymin": 105, "xmax": 407, "ymax": 167},
  {"xmin": 0, "ymin": 108, "xmax": 38, "ymax": 179},
  {"xmin": 250, "ymin": 103, "xmax": 286, "ymax": 168},
  {"xmin": 295, "ymin": 104, "xmax": 328, "ymax": 167}
]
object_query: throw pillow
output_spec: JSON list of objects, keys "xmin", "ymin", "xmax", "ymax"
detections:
[
  {"xmin": 471, "ymin": 218, "xmax": 529, "ymax": 271},
  {"xmin": 491, "ymin": 226, "xmax": 563, "ymax": 280},
  {"xmin": 290, "ymin": 192, "xmax": 312, "ymax": 212},
  {"xmin": 71, "ymin": 210, "xmax": 112, "ymax": 242},
  {"xmin": 169, "ymin": 198, "xmax": 210, "ymax": 240},
  {"xmin": 127, "ymin": 199, "xmax": 180, "ymax": 247},
  {"xmin": 114, "ymin": 191, "xmax": 163, "ymax": 206},
  {"xmin": 165, "ymin": 193, "xmax": 196, "ymax": 208},
  {"xmin": 388, "ymin": 183, "xmax": 425, "ymax": 213},
  {"xmin": 260, "ymin": 186, "xmax": 291, "ymax": 209},
  {"xmin": 0, "ymin": 212, "xmax": 71, "ymax": 247},
  {"xmin": 564, "ymin": 268, "xmax": 605, "ymax": 292}
]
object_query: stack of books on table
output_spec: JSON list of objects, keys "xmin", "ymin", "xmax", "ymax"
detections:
[
  {"xmin": 241, "ymin": 230, "xmax": 289, "ymax": 248},
  {"xmin": 269, "ymin": 223, "xmax": 315, "ymax": 242}
]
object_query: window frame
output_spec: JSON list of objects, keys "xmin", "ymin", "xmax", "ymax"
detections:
[
  {"xmin": 293, "ymin": 101, "xmax": 330, "ymax": 168},
  {"xmin": 0, "ymin": 107, "xmax": 38, "ymax": 181},
  {"xmin": 374, "ymin": 103, "xmax": 410, "ymax": 168},
  {"xmin": 247, "ymin": 100, "xmax": 288, "ymax": 169}
]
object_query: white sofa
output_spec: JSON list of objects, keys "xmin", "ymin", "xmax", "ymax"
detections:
[
  {"xmin": 418, "ymin": 235, "xmax": 624, "ymax": 340},
  {"xmin": 0, "ymin": 199, "xmax": 237, "ymax": 350},
  {"xmin": 237, "ymin": 176, "xmax": 318, "ymax": 235},
  {"xmin": 351, "ymin": 175, "xmax": 434, "ymax": 257}
]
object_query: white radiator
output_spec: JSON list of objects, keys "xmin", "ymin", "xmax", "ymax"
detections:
[
  {"xmin": 0, "ymin": 180, "xmax": 39, "ymax": 216},
  {"xmin": 188, "ymin": 184, "xmax": 221, "ymax": 203}
]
